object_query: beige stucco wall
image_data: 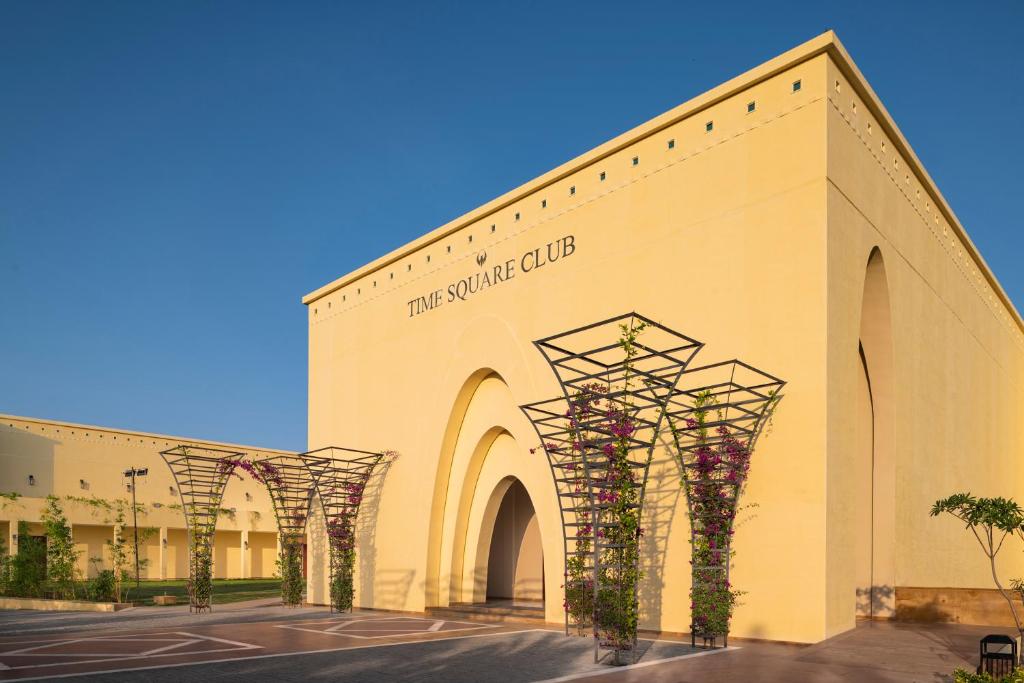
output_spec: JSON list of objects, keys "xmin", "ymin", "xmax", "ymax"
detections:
[
  {"xmin": 0, "ymin": 415, "xmax": 289, "ymax": 580},
  {"xmin": 823, "ymin": 53, "xmax": 1024, "ymax": 636},
  {"xmin": 306, "ymin": 39, "xmax": 832, "ymax": 642},
  {"xmin": 305, "ymin": 32, "xmax": 1023, "ymax": 645},
  {"xmin": 249, "ymin": 531, "xmax": 279, "ymax": 578}
]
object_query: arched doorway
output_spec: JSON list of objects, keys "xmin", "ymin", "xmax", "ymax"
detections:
[
  {"xmin": 485, "ymin": 479, "xmax": 544, "ymax": 605},
  {"xmin": 854, "ymin": 247, "xmax": 896, "ymax": 618}
]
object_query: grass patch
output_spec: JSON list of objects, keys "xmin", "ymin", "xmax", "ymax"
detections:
[{"xmin": 125, "ymin": 578, "xmax": 281, "ymax": 606}]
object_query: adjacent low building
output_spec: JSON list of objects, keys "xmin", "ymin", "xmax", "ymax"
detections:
[{"xmin": 0, "ymin": 414, "xmax": 288, "ymax": 581}]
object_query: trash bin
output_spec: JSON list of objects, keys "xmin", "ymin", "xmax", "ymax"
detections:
[{"xmin": 979, "ymin": 634, "xmax": 1018, "ymax": 677}]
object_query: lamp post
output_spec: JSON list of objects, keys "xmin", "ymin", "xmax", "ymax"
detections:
[{"xmin": 123, "ymin": 467, "xmax": 148, "ymax": 588}]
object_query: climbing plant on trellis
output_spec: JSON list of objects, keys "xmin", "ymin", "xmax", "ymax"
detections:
[
  {"xmin": 305, "ymin": 447, "xmax": 384, "ymax": 612},
  {"xmin": 666, "ymin": 360, "xmax": 783, "ymax": 648},
  {"xmin": 521, "ymin": 394, "xmax": 591, "ymax": 634},
  {"xmin": 522, "ymin": 312, "xmax": 702, "ymax": 664},
  {"xmin": 159, "ymin": 444, "xmax": 244, "ymax": 613},
  {"xmin": 221, "ymin": 453, "xmax": 325, "ymax": 606}
]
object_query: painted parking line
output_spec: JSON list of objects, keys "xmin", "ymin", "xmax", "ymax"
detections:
[
  {"xmin": 0, "ymin": 631, "xmax": 261, "ymax": 673},
  {"xmin": 0, "ymin": 628, "xmax": 734, "ymax": 683},
  {"xmin": 531, "ymin": 646, "xmax": 740, "ymax": 683},
  {"xmin": 274, "ymin": 615, "xmax": 497, "ymax": 639},
  {"xmin": 0, "ymin": 625, "xmax": 540, "ymax": 682}
]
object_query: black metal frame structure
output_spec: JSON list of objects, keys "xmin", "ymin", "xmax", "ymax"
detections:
[
  {"xmin": 159, "ymin": 444, "xmax": 244, "ymax": 613},
  {"xmin": 304, "ymin": 446, "xmax": 384, "ymax": 613},
  {"xmin": 247, "ymin": 452, "xmax": 328, "ymax": 606},
  {"xmin": 665, "ymin": 359, "xmax": 785, "ymax": 648},
  {"xmin": 521, "ymin": 312, "xmax": 702, "ymax": 664},
  {"xmin": 520, "ymin": 395, "xmax": 586, "ymax": 632}
]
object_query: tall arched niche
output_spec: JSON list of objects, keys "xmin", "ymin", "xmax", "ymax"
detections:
[{"xmin": 854, "ymin": 246, "xmax": 896, "ymax": 618}]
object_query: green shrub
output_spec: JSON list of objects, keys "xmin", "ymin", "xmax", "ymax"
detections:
[
  {"xmin": 41, "ymin": 496, "xmax": 80, "ymax": 599},
  {"xmin": 89, "ymin": 569, "xmax": 118, "ymax": 603},
  {"xmin": 277, "ymin": 540, "xmax": 305, "ymax": 607},
  {"xmin": 9, "ymin": 523, "xmax": 46, "ymax": 598},
  {"xmin": 954, "ymin": 667, "xmax": 1024, "ymax": 683},
  {"xmin": 0, "ymin": 539, "xmax": 11, "ymax": 596}
]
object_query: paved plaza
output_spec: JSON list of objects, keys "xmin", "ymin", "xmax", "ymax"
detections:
[{"xmin": 0, "ymin": 599, "xmax": 1011, "ymax": 682}]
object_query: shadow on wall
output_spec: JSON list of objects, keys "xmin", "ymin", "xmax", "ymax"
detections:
[
  {"xmin": 893, "ymin": 587, "xmax": 1024, "ymax": 628},
  {"xmin": 372, "ymin": 569, "xmax": 416, "ymax": 610},
  {"xmin": 307, "ymin": 498, "xmax": 326, "ymax": 601},
  {"xmin": 466, "ymin": 566, "xmax": 544, "ymax": 606},
  {"xmin": 637, "ymin": 442, "xmax": 682, "ymax": 633},
  {"xmin": 857, "ymin": 585, "xmax": 895, "ymax": 619},
  {"xmin": 0, "ymin": 424, "xmax": 59, "ymax": 499},
  {"xmin": 357, "ymin": 451, "xmax": 398, "ymax": 607}
]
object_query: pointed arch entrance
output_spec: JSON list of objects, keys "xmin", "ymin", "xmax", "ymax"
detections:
[
  {"xmin": 485, "ymin": 479, "xmax": 544, "ymax": 603},
  {"xmin": 854, "ymin": 247, "xmax": 896, "ymax": 618}
]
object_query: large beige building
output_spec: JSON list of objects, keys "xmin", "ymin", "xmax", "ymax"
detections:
[
  {"xmin": 4, "ymin": 31, "xmax": 1022, "ymax": 647},
  {"xmin": 0, "ymin": 414, "xmax": 289, "ymax": 581},
  {"xmin": 302, "ymin": 31, "xmax": 1024, "ymax": 644}
]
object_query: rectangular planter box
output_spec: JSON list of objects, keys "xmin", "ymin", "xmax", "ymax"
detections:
[
  {"xmin": 0, "ymin": 597, "xmax": 133, "ymax": 612},
  {"xmin": 153, "ymin": 595, "xmax": 178, "ymax": 605},
  {"xmin": 896, "ymin": 586, "xmax": 1024, "ymax": 627}
]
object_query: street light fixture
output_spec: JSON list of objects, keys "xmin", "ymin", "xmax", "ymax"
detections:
[{"xmin": 123, "ymin": 467, "xmax": 148, "ymax": 588}]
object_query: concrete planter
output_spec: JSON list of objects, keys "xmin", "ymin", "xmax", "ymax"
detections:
[
  {"xmin": 896, "ymin": 586, "xmax": 1024, "ymax": 627},
  {"xmin": 0, "ymin": 597, "xmax": 133, "ymax": 612},
  {"xmin": 153, "ymin": 595, "xmax": 178, "ymax": 606}
]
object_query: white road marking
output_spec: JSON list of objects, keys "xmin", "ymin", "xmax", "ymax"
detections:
[
  {"xmin": 275, "ymin": 618, "xmax": 495, "ymax": 640},
  {"xmin": 323, "ymin": 620, "xmax": 358, "ymax": 632},
  {"xmin": 0, "ymin": 636, "xmax": 199, "ymax": 657},
  {"xmin": 139, "ymin": 640, "xmax": 202, "ymax": 656},
  {"xmin": 531, "ymin": 645, "xmax": 738, "ymax": 683},
  {"xmin": 0, "ymin": 625, "xmax": 732, "ymax": 683},
  {"xmin": 176, "ymin": 632, "xmax": 261, "ymax": 650},
  {"xmin": 0, "ymin": 631, "xmax": 261, "ymax": 673},
  {"xmin": 0, "ymin": 640, "xmax": 88, "ymax": 656},
  {"xmin": 0, "ymin": 627, "xmax": 544, "ymax": 681}
]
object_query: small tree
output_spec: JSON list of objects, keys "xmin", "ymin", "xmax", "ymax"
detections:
[
  {"xmin": 931, "ymin": 493, "xmax": 1024, "ymax": 648},
  {"xmin": 103, "ymin": 500, "xmax": 152, "ymax": 602},
  {"xmin": 9, "ymin": 521, "xmax": 46, "ymax": 597},
  {"xmin": 40, "ymin": 496, "xmax": 80, "ymax": 599}
]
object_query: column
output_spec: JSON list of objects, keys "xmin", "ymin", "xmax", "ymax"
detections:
[
  {"xmin": 159, "ymin": 527, "xmax": 168, "ymax": 580},
  {"xmin": 7, "ymin": 521, "xmax": 16, "ymax": 555},
  {"xmin": 241, "ymin": 530, "xmax": 250, "ymax": 579}
]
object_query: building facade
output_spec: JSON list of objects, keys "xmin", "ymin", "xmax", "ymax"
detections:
[
  {"xmin": 303, "ymin": 32, "xmax": 1024, "ymax": 644},
  {"xmin": 0, "ymin": 414, "xmax": 288, "ymax": 581}
]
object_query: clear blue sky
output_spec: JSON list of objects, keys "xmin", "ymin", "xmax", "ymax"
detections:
[{"xmin": 2, "ymin": 2, "xmax": 1021, "ymax": 451}]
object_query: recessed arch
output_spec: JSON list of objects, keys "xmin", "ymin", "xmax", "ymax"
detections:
[
  {"xmin": 425, "ymin": 368, "xmax": 502, "ymax": 607},
  {"xmin": 854, "ymin": 246, "xmax": 896, "ymax": 618},
  {"xmin": 482, "ymin": 478, "xmax": 544, "ymax": 603},
  {"xmin": 453, "ymin": 441, "xmax": 553, "ymax": 607},
  {"xmin": 446, "ymin": 425, "xmax": 507, "ymax": 602}
]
